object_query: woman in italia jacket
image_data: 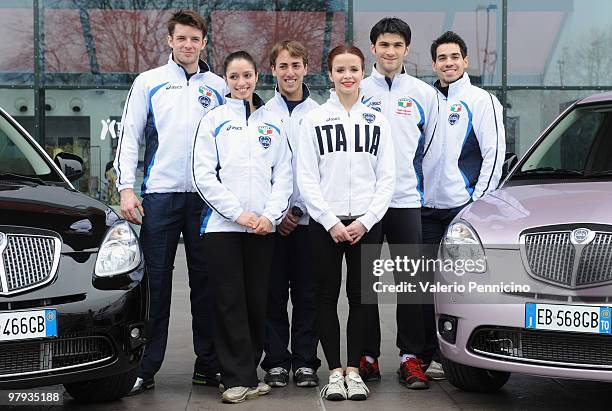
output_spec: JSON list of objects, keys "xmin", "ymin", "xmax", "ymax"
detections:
[
  {"xmin": 297, "ymin": 45, "xmax": 395, "ymax": 402},
  {"xmin": 191, "ymin": 51, "xmax": 292, "ymax": 404}
]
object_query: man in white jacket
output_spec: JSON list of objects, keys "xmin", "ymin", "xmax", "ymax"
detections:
[
  {"xmin": 260, "ymin": 41, "xmax": 322, "ymax": 388},
  {"xmin": 114, "ymin": 10, "xmax": 226, "ymax": 394},
  {"xmin": 359, "ymin": 17, "xmax": 438, "ymax": 390},
  {"xmin": 422, "ymin": 31, "xmax": 505, "ymax": 378}
]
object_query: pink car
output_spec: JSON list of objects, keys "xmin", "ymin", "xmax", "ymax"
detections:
[{"xmin": 435, "ymin": 92, "xmax": 612, "ymax": 392}]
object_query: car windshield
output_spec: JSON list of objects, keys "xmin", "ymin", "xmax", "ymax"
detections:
[
  {"xmin": 0, "ymin": 112, "xmax": 64, "ymax": 184},
  {"xmin": 513, "ymin": 103, "xmax": 612, "ymax": 180}
]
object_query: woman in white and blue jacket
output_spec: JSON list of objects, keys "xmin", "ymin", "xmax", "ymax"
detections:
[{"xmin": 191, "ymin": 51, "xmax": 292, "ymax": 404}]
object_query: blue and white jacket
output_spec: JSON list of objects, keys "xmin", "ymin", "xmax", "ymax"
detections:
[
  {"xmin": 297, "ymin": 90, "xmax": 395, "ymax": 232},
  {"xmin": 265, "ymin": 84, "xmax": 319, "ymax": 226},
  {"xmin": 360, "ymin": 66, "xmax": 438, "ymax": 208},
  {"xmin": 192, "ymin": 94, "xmax": 293, "ymax": 234},
  {"xmin": 422, "ymin": 73, "xmax": 505, "ymax": 209},
  {"xmin": 115, "ymin": 54, "xmax": 226, "ymax": 194}
]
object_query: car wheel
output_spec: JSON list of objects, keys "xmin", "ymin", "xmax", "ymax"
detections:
[
  {"xmin": 441, "ymin": 355, "xmax": 510, "ymax": 392},
  {"xmin": 64, "ymin": 368, "xmax": 138, "ymax": 403}
]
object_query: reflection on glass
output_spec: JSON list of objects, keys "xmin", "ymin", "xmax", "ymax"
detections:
[
  {"xmin": 506, "ymin": 90, "xmax": 606, "ymax": 156},
  {"xmin": 508, "ymin": 0, "xmax": 612, "ymax": 86},
  {"xmin": 0, "ymin": 1, "xmax": 34, "ymax": 85}
]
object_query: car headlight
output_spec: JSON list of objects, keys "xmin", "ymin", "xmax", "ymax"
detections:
[
  {"xmin": 441, "ymin": 220, "xmax": 487, "ymax": 274},
  {"xmin": 95, "ymin": 221, "xmax": 141, "ymax": 276}
]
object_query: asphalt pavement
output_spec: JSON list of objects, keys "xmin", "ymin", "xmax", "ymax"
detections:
[{"xmin": 27, "ymin": 244, "xmax": 612, "ymax": 411}]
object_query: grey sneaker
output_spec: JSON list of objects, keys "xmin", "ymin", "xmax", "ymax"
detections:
[
  {"xmin": 128, "ymin": 377, "xmax": 155, "ymax": 396},
  {"xmin": 294, "ymin": 367, "xmax": 319, "ymax": 387},
  {"xmin": 320, "ymin": 370, "xmax": 347, "ymax": 401},
  {"xmin": 345, "ymin": 371, "xmax": 369, "ymax": 401},
  {"xmin": 264, "ymin": 367, "xmax": 289, "ymax": 387},
  {"xmin": 221, "ymin": 386, "xmax": 259, "ymax": 403},
  {"xmin": 424, "ymin": 360, "xmax": 446, "ymax": 381}
]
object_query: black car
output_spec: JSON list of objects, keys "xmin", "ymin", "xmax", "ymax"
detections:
[{"xmin": 0, "ymin": 107, "xmax": 148, "ymax": 402}]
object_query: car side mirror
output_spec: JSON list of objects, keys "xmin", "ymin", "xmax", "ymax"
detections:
[
  {"xmin": 54, "ymin": 152, "xmax": 84, "ymax": 182},
  {"xmin": 501, "ymin": 152, "xmax": 519, "ymax": 181}
]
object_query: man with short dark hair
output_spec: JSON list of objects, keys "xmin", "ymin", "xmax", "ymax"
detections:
[
  {"xmin": 360, "ymin": 17, "xmax": 438, "ymax": 390},
  {"xmin": 114, "ymin": 9, "xmax": 226, "ymax": 395},
  {"xmin": 422, "ymin": 30, "xmax": 505, "ymax": 379},
  {"xmin": 260, "ymin": 40, "xmax": 321, "ymax": 388}
]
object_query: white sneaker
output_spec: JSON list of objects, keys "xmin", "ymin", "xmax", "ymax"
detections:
[
  {"xmin": 320, "ymin": 371, "xmax": 347, "ymax": 401},
  {"xmin": 345, "ymin": 371, "xmax": 369, "ymax": 401},
  {"xmin": 424, "ymin": 360, "xmax": 446, "ymax": 381},
  {"xmin": 257, "ymin": 382, "xmax": 271, "ymax": 395},
  {"xmin": 222, "ymin": 386, "xmax": 257, "ymax": 403}
]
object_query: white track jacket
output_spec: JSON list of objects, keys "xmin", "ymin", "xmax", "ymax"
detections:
[
  {"xmin": 192, "ymin": 95, "xmax": 293, "ymax": 234},
  {"xmin": 265, "ymin": 85, "xmax": 319, "ymax": 225},
  {"xmin": 115, "ymin": 55, "xmax": 226, "ymax": 194},
  {"xmin": 297, "ymin": 90, "xmax": 396, "ymax": 232},
  {"xmin": 423, "ymin": 73, "xmax": 505, "ymax": 209},
  {"xmin": 360, "ymin": 66, "xmax": 438, "ymax": 208}
]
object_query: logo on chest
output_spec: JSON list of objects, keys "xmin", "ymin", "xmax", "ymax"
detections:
[
  {"xmin": 396, "ymin": 97, "xmax": 413, "ymax": 117},
  {"xmin": 448, "ymin": 104, "xmax": 463, "ymax": 125},
  {"xmin": 198, "ymin": 86, "xmax": 214, "ymax": 109},
  {"xmin": 258, "ymin": 126, "xmax": 273, "ymax": 149}
]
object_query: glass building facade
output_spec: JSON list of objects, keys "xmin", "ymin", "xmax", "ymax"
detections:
[{"xmin": 1, "ymin": 0, "xmax": 611, "ymax": 204}]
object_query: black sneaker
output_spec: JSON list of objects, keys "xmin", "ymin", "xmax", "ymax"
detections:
[
  {"xmin": 192, "ymin": 371, "xmax": 221, "ymax": 387},
  {"xmin": 294, "ymin": 367, "xmax": 319, "ymax": 387},
  {"xmin": 129, "ymin": 377, "xmax": 155, "ymax": 396},
  {"xmin": 264, "ymin": 367, "xmax": 289, "ymax": 387}
]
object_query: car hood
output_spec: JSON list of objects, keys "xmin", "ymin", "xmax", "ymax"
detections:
[
  {"xmin": 0, "ymin": 183, "xmax": 119, "ymax": 251},
  {"xmin": 460, "ymin": 181, "xmax": 612, "ymax": 247}
]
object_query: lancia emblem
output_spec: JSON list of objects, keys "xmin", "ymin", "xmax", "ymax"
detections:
[{"xmin": 571, "ymin": 228, "xmax": 594, "ymax": 245}]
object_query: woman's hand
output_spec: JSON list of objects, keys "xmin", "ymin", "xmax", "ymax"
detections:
[
  {"xmin": 236, "ymin": 212, "xmax": 258, "ymax": 229},
  {"xmin": 346, "ymin": 220, "xmax": 367, "ymax": 245},
  {"xmin": 329, "ymin": 222, "xmax": 352, "ymax": 243},
  {"xmin": 254, "ymin": 216, "xmax": 273, "ymax": 235}
]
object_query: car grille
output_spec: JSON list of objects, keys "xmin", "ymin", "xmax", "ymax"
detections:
[
  {"xmin": 469, "ymin": 327, "xmax": 612, "ymax": 368},
  {"xmin": 0, "ymin": 335, "xmax": 114, "ymax": 377},
  {"xmin": 0, "ymin": 233, "xmax": 61, "ymax": 295},
  {"xmin": 522, "ymin": 230, "xmax": 612, "ymax": 288}
]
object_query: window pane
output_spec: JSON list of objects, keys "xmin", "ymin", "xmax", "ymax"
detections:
[
  {"xmin": 205, "ymin": 1, "xmax": 346, "ymax": 87},
  {"xmin": 43, "ymin": 89, "xmax": 126, "ymax": 203},
  {"xmin": 353, "ymin": 0, "xmax": 501, "ymax": 86},
  {"xmin": 508, "ymin": 0, "xmax": 612, "ymax": 86},
  {"xmin": 0, "ymin": 0, "xmax": 34, "ymax": 85},
  {"xmin": 506, "ymin": 90, "xmax": 606, "ymax": 157},
  {"xmin": 42, "ymin": 0, "xmax": 192, "ymax": 86}
]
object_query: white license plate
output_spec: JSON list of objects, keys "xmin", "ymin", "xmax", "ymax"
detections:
[
  {"xmin": 525, "ymin": 303, "xmax": 611, "ymax": 334},
  {"xmin": 0, "ymin": 309, "xmax": 58, "ymax": 342}
]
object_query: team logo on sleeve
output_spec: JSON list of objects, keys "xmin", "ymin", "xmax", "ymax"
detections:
[
  {"xmin": 198, "ymin": 86, "xmax": 213, "ymax": 108},
  {"xmin": 258, "ymin": 126, "xmax": 273, "ymax": 149},
  {"xmin": 396, "ymin": 98, "xmax": 413, "ymax": 116},
  {"xmin": 362, "ymin": 113, "xmax": 376, "ymax": 124}
]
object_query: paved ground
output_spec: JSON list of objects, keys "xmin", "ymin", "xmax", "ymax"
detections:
[{"xmin": 31, "ymin": 245, "xmax": 612, "ymax": 410}]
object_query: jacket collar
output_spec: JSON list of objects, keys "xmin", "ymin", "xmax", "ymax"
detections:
[
  {"xmin": 226, "ymin": 92, "xmax": 266, "ymax": 120},
  {"xmin": 435, "ymin": 72, "xmax": 471, "ymax": 98},
  {"xmin": 328, "ymin": 89, "xmax": 364, "ymax": 112},
  {"xmin": 167, "ymin": 53, "xmax": 210, "ymax": 79},
  {"xmin": 370, "ymin": 64, "xmax": 407, "ymax": 89},
  {"xmin": 273, "ymin": 83, "xmax": 311, "ymax": 109}
]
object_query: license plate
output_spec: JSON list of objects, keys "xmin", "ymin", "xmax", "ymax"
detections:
[
  {"xmin": 0, "ymin": 309, "xmax": 58, "ymax": 342},
  {"xmin": 525, "ymin": 303, "xmax": 611, "ymax": 334}
]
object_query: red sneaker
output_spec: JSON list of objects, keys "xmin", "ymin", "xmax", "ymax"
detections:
[
  {"xmin": 397, "ymin": 358, "xmax": 429, "ymax": 389},
  {"xmin": 358, "ymin": 356, "xmax": 381, "ymax": 382}
]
